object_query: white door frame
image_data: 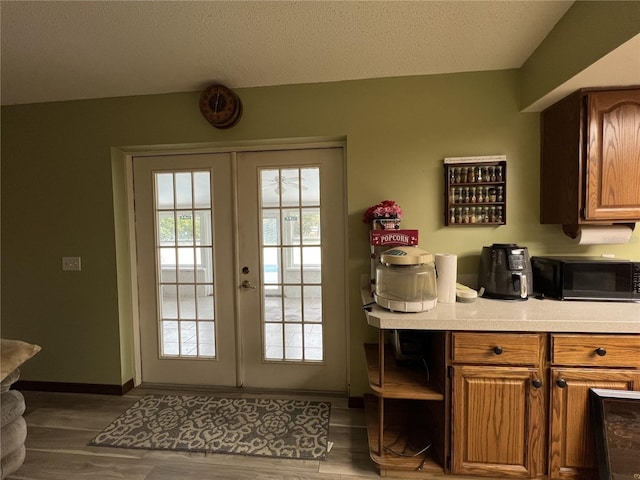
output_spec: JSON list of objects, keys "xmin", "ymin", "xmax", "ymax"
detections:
[{"xmin": 120, "ymin": 139, "xmax": 348, "ymax": 390}]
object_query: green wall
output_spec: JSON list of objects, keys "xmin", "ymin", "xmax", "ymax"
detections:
[{"xmin": 2, "ymin": 68, "xmax": 638, "ymax": 396}]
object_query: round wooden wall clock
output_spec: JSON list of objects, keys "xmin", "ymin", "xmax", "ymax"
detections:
[{"xmin": 199, "ymin": 84, "xmax": 243, "ymax": 129}]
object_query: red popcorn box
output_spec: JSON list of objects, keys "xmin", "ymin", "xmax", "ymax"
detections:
[{"xmin": 370, "ymin": 229, "xmax": 419, "ymax": 246}]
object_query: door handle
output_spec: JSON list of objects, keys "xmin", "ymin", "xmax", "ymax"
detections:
[
  {"xmin": 520, "ymin": 273, "xmax": 528, "ymax": 298},
  {"xmin": 241, "ymin": 280, "xmax": 257, "ymax": 289},
  {"xmin": 512, "ymin": 272, "xmax": 528, "ymax": 298}
]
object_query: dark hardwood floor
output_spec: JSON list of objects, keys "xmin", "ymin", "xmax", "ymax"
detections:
[{"xmin": 7, "ymin": 386, "xmax": 381, "ymax": 480}]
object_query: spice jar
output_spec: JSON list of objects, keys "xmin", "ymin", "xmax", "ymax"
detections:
[
  {"xmin": 467, "ymin": 167, "xmax": 475, "ymax": 183},
  {"xmin": 489, "ymin": 206, "xmax": 496, "ymax": 222},
  {"xmin": 455, "ymin": 207, "xmax": 462, "ymax": 224}
]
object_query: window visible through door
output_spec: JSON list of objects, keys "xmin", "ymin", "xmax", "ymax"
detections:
[
  {"xmin": 155, "ymin": 170, "xmax": 216, "ymax": 358},
  {"xmin": 260, "ymin": 167, "xmax": 323, "ymax": 362}
]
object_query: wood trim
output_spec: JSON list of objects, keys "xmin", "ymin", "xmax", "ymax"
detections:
[{"xmin": 13, "ymin": 378, "xmax": 135, "ymax": 396}]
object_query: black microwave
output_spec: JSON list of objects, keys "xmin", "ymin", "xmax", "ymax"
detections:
[{"xmin": 531, "ymin": 256, "xmax": 640, "ymax": 301}]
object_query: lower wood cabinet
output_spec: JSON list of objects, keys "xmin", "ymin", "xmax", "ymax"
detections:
[
  {"xmin": 364, "ymin": 330, "xmax": 640, "ymax": 479},
  {"xmin": 548, "ymin": 368, "xmax": 640, "ymax": 479},
  {"xmin": 449, "ymin": 332, "xmax": 546, "ymax": 478},
  {"xmin": 548, "ymin": 334, "xmax": 640, "ymax": 479},
  {"xmin": 448, "ymin": 332, "xmax": 640, "ymax": 479},
  {"xmin": 450, "ymin": 365, "xmax": 546, "ymax": 478}
]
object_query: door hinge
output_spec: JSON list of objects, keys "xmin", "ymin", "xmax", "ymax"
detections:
[{"xmin": 448, "ymin": 366, "xmax": 454, "ymax": 379}]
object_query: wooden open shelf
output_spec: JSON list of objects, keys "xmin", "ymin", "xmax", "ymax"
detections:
[
  {"xmin": 364, "ymin": 395, "xmax": 443, "ymax": 476},
  {"xmin": 363, "ymin": 330, "xmax": 447, "ymax": 476},
  {"xmin": 364, "ymin": 343, "xmax": 444, "ymax": 400}
]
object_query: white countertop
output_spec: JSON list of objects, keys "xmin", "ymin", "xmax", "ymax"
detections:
[{"xmin": 362, "ymin": 288, "xmax": 640, "ymax": 333}]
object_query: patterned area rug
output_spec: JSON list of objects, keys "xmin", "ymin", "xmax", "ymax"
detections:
[{"xmin": 89, "ymin": 394, "xmax": 331, "ymax": 460}]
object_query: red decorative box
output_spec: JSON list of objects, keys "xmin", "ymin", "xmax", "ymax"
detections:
[{"xmin": 370, "ymin": 229, "xmax": 419, "ymax": 246}]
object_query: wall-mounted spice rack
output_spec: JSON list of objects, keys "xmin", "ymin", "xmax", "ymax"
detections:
[{"xmin": 444, "ymin": 155, "xmax": 507, "ymax": 226}]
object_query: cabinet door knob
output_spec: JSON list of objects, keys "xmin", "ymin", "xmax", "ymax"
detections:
[
  {"xmin": 493, "ymin": 346, "xmax": 503, "ymax": 355},
  {"xmin": 532, "ymin": 379, "xmax": 543, "ymax": 389},
  {"xmin": 595, "ymin": 347, "xmax": 607, "ymax": 357},
  {"xmin": 556, "ymin": 378, "xmax": 568, "ymax": 388}
]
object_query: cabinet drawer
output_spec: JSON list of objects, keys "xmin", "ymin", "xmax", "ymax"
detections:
[
  {"xmin": 551, "ymin": 334, "xmax": 640, "ymax": 367},
  {"xmin": 451, "ymin": 333, "xmax": 544, "ymax": 365}
]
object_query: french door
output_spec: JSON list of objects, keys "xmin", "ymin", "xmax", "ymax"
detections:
[{"xmin": 132, "ymin": 146, "xmax": 347, "ymax": 391}]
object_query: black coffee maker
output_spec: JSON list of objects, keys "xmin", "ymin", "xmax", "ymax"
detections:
[{"xmin": 478, "ymin": 244, "xmax": 533, "ymax": 300}]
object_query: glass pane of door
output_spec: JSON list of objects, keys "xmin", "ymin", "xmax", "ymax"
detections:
[
  {"xmin": 155, "ymin": 170, "xmax": 215, "ymax": 358},
  {"xmin": 260, "ymin": 167, "xmax": 322, "ymax": 362}
]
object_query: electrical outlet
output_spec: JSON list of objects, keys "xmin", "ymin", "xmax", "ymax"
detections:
[{"xmin": 62, "ymin": 256, "xmax": 81, "ymax": 271}]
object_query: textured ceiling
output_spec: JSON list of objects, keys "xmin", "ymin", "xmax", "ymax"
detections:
[{"xmin": 0, "ymin": 0, "xmax": 592, "ymax": 106}]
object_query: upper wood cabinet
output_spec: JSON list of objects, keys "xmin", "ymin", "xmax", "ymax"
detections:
[{"xmin": 540, "ymin": 87, "xmax": 640, "ymax": 227}]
